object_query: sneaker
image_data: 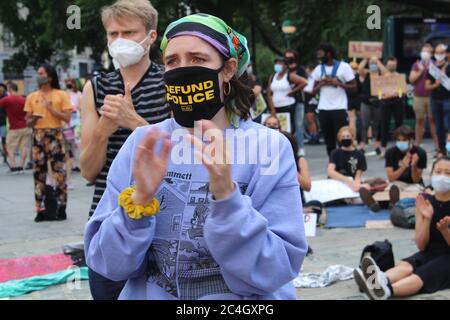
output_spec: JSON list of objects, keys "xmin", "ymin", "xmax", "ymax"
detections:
[
  {"xmin": 298, "ymin": 149, "xmax": 305, "ymax": 157},
  {"xmin": 34, "ymin": 211, "xmax": 46, "ymax": 222},
  {"xmin": 360, "ymin": 256, "xmax": 391, "ymax": 300},
  {"xmin": 375, "ymin": 147, "xmax": 381, "ymax": 156},
  {"xmin": 72, "ymin": 166, "xmax": 81, "ymax": 172},
  {"xmin": 359, "ymin": 187, "xmax": 381, "ymax": 212},
  {"xmin": 389, "ymin": 185, "xmax": 400, "ymax": 209},
  {"xmin": 17, "ymin": 167, "xmax": 24, "ymax": 175},
  {"xmin": 353, "ymin": 267, "xmax": 366, "ymax": 293},
  {"xmin": 10, "ymin": 167, "xmax": 18, "ymax": 175}
]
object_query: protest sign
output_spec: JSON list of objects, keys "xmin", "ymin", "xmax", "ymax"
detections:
[
  {"xmin": 370, "ymin": 73, "xmax": 407, "ymax": 98},
  {"xmin": 348, "ymin": 41, "xmax": 383, "ymax": 59}
]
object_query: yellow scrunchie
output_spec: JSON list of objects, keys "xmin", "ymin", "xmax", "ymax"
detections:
[{"xmin": 118, "ymin": 187, "xmax": 160, "ymax": 220}]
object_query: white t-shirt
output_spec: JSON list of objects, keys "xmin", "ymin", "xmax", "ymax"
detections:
[{"xmin": 310, "ymin": 62, "xmax": 355, "ymax": 111}]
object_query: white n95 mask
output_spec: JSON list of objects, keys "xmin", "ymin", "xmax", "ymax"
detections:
[{"xmin": 108, "ymin": 32, "xmax": 152, "ymax": 69}]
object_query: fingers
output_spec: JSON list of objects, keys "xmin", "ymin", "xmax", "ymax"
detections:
[
  {"xmin": 160, "ymin": 137, "xmax": 172, "ymax": 164},
  {"xmin": 140, "ymin": 127, "xmax": 161, "ymax": 152}
]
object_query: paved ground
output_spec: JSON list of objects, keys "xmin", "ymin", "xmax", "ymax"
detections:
[{"xmin": 1, "ymin": 138, "xmax": 449, "ymax": 300}]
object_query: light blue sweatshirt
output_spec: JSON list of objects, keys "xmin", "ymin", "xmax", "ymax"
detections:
[{"xmin": 84, "ymin": 118, "xmax": 307, "ymax": 300}]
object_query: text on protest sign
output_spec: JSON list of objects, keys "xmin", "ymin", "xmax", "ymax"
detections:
[
  {"xmin": 348, "ymin": 41, "xmax": 383, "ymax": 59},
  {"xmin": 370, "ymin": 73, "xmax": 407, "ymax": 97}
]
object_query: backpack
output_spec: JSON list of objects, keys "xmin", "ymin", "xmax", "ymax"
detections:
[
  {"xmin": 390, "ymin": 198, "xmax": 416, "ymax": 229},
  {"xmin": 320, "ymin": 61, "xmax": 341, "ymax": 79},
  {"xmin": 359, "ymin": 239, "xmax": 395, "ymax": 272}
]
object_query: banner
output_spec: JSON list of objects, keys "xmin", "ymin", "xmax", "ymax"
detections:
[
  {"xmin": 348, "ymin": 41, "xmax": 383, "ymax": 59},
  {"xmin": 370, "ymin": 73, "xmax": 407, "ymax": 97},
  {"xmin": 429, "ymin": 63, "xmax": 450, "ymax": 91}
]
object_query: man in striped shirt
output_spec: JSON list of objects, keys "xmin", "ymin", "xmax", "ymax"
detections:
[{"xmin": 79, "ymin": 0, "xmax": 170, "ymax": 300}]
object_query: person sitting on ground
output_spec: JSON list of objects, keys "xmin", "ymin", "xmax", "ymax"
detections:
[
  {"xmin": 354, "ymin": 156, "xmax": 450, "ymax": 300},
  {"xmin": 263, "ymin": 115, "xmax": 281, "ymax": 131},
  {"xmin": 359, "ymin": 125, "xmax": 427, "ymax": 212},
  {"xmin": 327, "ymin": 126, "xmax": 367, "ymax": 195}
]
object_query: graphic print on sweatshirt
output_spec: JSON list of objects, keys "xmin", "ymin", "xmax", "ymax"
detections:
[{"xmin": 146, "ymin": 170, "xmax": 249, "ymax": 299}]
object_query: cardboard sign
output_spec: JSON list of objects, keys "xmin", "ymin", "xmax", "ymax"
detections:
[
  {"xmin": 303, "ymin": 179, "xmax": 360, "ymax": 204},
  {"xmin": 370, "ymin": 73, "xmax": 408, "ymax": 98},
  {"xmin": 261, "ymin": 112, "xmax": 291, "ymax": 132},
  {"xmin": 348, "ymin": 41, "xmax": 383, "ymax": 59},
  {"xmin": 304, "ymin": 213, "xmax": 317, "ymax": 237},
  {"xmin": 429, "ymin": 63, "xmax": 450, "ymax": 91}
]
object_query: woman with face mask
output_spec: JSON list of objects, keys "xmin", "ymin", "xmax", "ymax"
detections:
[
  {"xmin": 425, "ymin": 43, "xmax": 450, "ymax": 154},
  {"xmin": 355, "ymin": 156, "xmax": 450, "ymax": 300},
  {"xmin": 267, "ymin": 57, "xmax": 307, "ymax": 136},
  {"xmin": 84, "ymin": 13, "xmax": 307, "ymax": 300},
  {"xmin": 409, "ymin": 44, "xmax": 439, "ymax": 153},
  {"xmin": 327, "ymin": 126, "xmax": 368, "ymax": 198},
  {"xmin": 24, "ymin": 64, "xmax": 72, "ymax": 222}
]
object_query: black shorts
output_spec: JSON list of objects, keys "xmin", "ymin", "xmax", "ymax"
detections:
[
  {"xmin": 305, "ymin": 104, "xmax": 318, "ymax": 114},
  {"xmin": 402, "ymin": 249, "xmax": 450, "ymax": 294}
]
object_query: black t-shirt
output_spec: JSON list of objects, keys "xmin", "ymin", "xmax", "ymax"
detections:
[
  {"xmin": 329, "ymin": 148, "xmax": 367, "ymax": 178},
  {"xmin": 427, "ymin": 63, "xmax": 450, "ymax": 100},
  {"xmin": 288, "ymin": 65, "xmax": 307, "ymax": 103},
  {"xmin": 426, "ymin": 195, "xmax": 450, "ymax": 252},
  {"xmin": 385, "ymin": 145, "xmax": 427, "ymax": 184},
  {"xmin": 360, "ymin": 74, "xmax": 380, "ymax": 106}
]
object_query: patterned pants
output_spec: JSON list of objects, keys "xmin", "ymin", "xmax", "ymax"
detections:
[{"xmin": 32, "ymin": 129, "xmax": 67, "ymax": 210}]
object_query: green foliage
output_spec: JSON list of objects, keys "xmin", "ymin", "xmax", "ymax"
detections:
[{"xmin": 0, "ymin": 0, "xmax": 448, "ymax": 75}]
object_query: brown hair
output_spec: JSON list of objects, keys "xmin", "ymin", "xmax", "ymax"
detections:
[{"xmin": 101, "ymin": 0, "xmax": 158, "ymax": 32}]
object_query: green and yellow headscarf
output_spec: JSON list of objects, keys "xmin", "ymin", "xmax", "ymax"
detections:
[{"xmin": 160, "ymin": 13, "xmax": 250, "ymax": 78}]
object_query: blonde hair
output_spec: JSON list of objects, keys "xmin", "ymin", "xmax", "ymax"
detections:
[
  {"xmin": 101, "ymin": 0, "xmax": 158, "ymax": 32},
  {"xmin": 337, "ymin": 126, "xmax": 356, "ymax": 141}
]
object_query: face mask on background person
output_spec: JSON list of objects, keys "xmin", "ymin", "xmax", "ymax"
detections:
[
  {"xmin": 274, "ymin": 64, "xmax": 283, "ymax": 73},
  {"xmin": 431, "ymin": 175, "xmax": 450, "ymax": 193},
  {"xmin": 37, "ymin": 75, "xmax": 49, "ymax": 87},
  {"xmin": 340, "ymin": 139, "xmax": 353, "ymax": 148},
  {"xmin": 369, "ymin": 63, "xmax": 379, "ymax": 73},
  {"xmin": 318, "ymin": 55, "xmax": 329, "ymax": 64},
  {"xmin": 108, "ymin": 32, "xmax": 152, "ymax": 69},
  {"xmin": 420, "ymin": 51, "xmax": 431, "ymax": 62},
  {"xmin": 163, "ymin": 66, "xmax": 224, "ymax": 128},
  {"xmin": 446, "ymin": 142, "xmax": 450, "ymax": 154},
  {"xmin": 396, "ymin": 141, "xmax": 409, "ymax": 152},
  {"xmin": 435, "ymin": 53, "xmax": 447, "ymax": 62}
]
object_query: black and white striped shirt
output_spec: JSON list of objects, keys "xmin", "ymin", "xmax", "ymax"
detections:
[{"xmin": 89, "ymin": 62, "xmax": 170, "ymax": 217}]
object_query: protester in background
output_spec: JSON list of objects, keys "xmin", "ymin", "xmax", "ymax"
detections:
[
  {"xmin": 355, "ymin": 156, "xmax": 450, "ymax": 300},
  {"xmin": 0, "ymin": 82, "xmax": 30, "ymax": 173},
  {"xmin": 347, "ymin": 60, "xmax": 361, "ymax": 137},
  {"xmin": 285, "ymin": 49, "xmax": 308, "ymax": 156},
  {"xmin": 410, "ymin": 44, "xmax": 438, "ymax": 152},
  {"xmin": 358, "ymin": 56, "xmax": 385, "ymax": 155},
  {"xmin": 64, "ymin": 78, "xmax": 82, "ymax": 189},
  {"xmin": 84, "ymin": 12, "xmax": 307, "ymax": 300},
  {"xmin": 304, "ymin": 64, "xmax": 320, "ymax": 145},
  {"xmin": 267, "ymin": 57, "xmax": 307, "ymax": 135},
  {"xmin": 0, "ymin": 83, "xmax": 7, "ymax": 164},
  {"xmin": 425, "ymin": 43, "xmax": 450, "ymax": 154},
  {"xmin": 380, "ymin": 57, "xmax": 406, "ymax": 152},
  {"xmin": 24, "ymin": 63, "xmax": 72, "ymax": 222},
  {"xmin": 246, "ymin": 62, "xmax": 264, "ymax": 124},
  {"xmin": 79, "ymin": 0, "xmax": 170, "ymax": 300},
  {"xmin": 327, "ymin": 126, "xmax": 367, "ymax": 194},
  {"xmin": 311, "ymin": 43, "xmax": 356, "ymax": 156},
  {"xmin": 263, "ymin": 115, "xmax": 281, "ymax": 131}
]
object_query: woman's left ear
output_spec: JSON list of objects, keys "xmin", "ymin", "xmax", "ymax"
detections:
[{"xmin": 222, "ymin": 58, "xmax": 237, "ymax": 82}]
